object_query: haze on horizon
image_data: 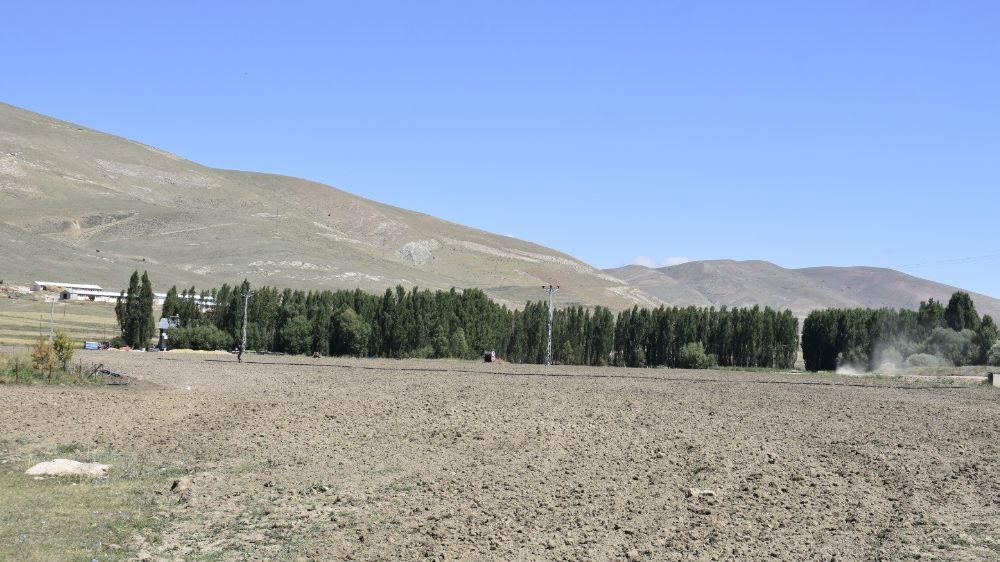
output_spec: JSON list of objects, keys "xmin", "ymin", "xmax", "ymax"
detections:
[{"xmin": 4, "ymin": 1, "xmax": 998, "ymax": 296}]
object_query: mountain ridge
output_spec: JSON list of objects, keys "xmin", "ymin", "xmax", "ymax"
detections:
[
  {"xmin": 0, "ymin": 102, "xmax": 655, "ymax": 309},
  {"xmin": 4, "ymin": 101, "xmax": 996, "ymax": 318},
  {"xmin": 605, "ymin": 260, "xmax": 1000, "ymax": 319}
]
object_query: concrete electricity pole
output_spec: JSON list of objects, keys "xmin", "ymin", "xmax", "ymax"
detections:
[{"xmin": 543, "ymin": 285, "xmax": 559, "ymax": 365}]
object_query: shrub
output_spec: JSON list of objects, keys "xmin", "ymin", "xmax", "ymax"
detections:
[
  {"xmin": 678, "ymin": 342, "xmax": 716, "ymax": 369},
  {"xmin": 988, "ymin": 342, "xmax": 1000, "ymax": 366},
  {"xmin": 168, "ymin": 325, "xmax": 234, "ymax": 351},
  {"xmin": 52, "ymin": 330, "xmax": 75, "ymax": 369},
  {"xmin": 904, "ymin": 353, "xmax": 952, "ymax": 368},
  {"xmin": 31, "ymin": 339, "xmax": 57, "ymax": 373},
  {"xmin": 922, "ymin": 327, "xmax": 977, "ymax": 366}
]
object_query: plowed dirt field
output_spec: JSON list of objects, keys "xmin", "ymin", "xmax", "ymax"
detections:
[{"xmin": 2, "ymin": 352, "xmax": 999, "ymax": 561}]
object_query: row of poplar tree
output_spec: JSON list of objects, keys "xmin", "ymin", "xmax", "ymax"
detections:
[
  {"xmin": 801, "ymin": 292, "xmax": 999, "ymax": 371},
  {"xmin": 115, "ymin": 271, "xmax": 799, "ymax": 368}
]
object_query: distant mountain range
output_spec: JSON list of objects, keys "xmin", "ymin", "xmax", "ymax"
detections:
[
  {"xmin": 2, "ymin": 101, "xmax": 997, "ymax": 319},
  {"xmin": 605, "ymin": 260, "xmax": 1000, "ymax": 320}
]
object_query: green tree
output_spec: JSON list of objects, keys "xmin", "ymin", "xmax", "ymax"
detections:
[
  {"xmin": 31, "ymin": 338, "xmax": 57, "ymax": 379},
  {"xmin": 115, "ymin": 270, "xmax": 155, "ymax": 348},
  {"xmin": 431, "ymin": 323, "xmax": 449, "ymax": 358},
  {"xmin": 161, "ymin": 286, "xmax": 181, "ymax": 319},
  {"xmin": 115, "ymin": 271, "xmax": 140, "ymax": 339},
  {"xmin": 559, "ymin": 340, "xmax": 574, "ymax": 365},
  {"xmin": 52, "ymin": 330, "xmax": 75, "ymax": 370},
  {"xmin": 975, "ymin": 315, "xmax": 998, "ymax": 364},
  {"xmin": 449, "ymin": 327, "xmax": 469, "ymax": 358},
  {"xmin": 135, "ymin": 272, "xmax": 155, "ymax": 348},
  {"xmin": 331, "ymin": 307, "xmax": 370, "ymax": 357},
  {"xmin": 944, "ymin": 292, "xmax": 980, "ymax": 332},
  {"xmin": 281, "ymin": 315, "xmax": 312, "ymax": 355},
  {"xmin": 918, "ymin": 298, "xmax": 946, "ymax": 333}
]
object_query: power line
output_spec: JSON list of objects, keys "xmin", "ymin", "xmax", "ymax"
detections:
[{"xmin": 894, "ymin": 253, "xmax": 1000, "ymax": 270}]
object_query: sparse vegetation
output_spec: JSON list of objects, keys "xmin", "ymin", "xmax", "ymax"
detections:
[{"xmin": 2, "ymin": 346, "xmax": 101, "ymax": 386}]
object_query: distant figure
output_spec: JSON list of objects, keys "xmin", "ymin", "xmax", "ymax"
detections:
[
  {"xmin": 237, "ymin": 345, "xmax": 243, "ymax": 364},
  {"xmin": 312, "ymin": 351, "xmax": 321, "ymax": 359}
]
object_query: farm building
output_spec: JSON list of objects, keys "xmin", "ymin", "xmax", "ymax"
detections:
[
  {"xmin": 153, "ymin": 292, "xmax": 216, "ymax": 311},
  {"xmin": 60, "ymin": 289, "xmax": 122, "ymax": 303},
  {"xmin": 33, "ymin": 281, "xmax": 103, "ymax": 292}
]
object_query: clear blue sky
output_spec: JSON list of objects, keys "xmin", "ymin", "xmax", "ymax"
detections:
[{"xmin": 4, "ymin": 1, "xmax": 999, "ymax": 296}]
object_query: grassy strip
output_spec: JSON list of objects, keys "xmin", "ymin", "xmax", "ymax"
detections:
[
  {"xmin": 0, "ymin": 299, "xmax": 119, "ymax": 346},
  {"xmin": 0, "ymin": 354, "xmax": 108, "ymax": 386},
  {"xmin": 0, "ymin": 441, "xmax": 182, "ymax": 561}
]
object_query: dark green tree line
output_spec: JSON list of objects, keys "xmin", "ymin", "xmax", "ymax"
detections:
[
  {"xmin": 138, "ymin": 276, "xmax": 798, "ymax": 369},
  {"xmin": 802, "ymin": 292, "xmax": 995, "ymax": 371}
]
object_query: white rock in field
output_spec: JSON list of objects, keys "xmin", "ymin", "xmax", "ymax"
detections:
[
  {"xmin": 25, "ymin": 459, "xmax": 110, "ymax": 477},
  {"xmin": 685, "ymin": 488, "xmax": 717, "ymax": 499}
]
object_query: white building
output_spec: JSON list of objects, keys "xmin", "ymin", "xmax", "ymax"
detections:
[
  {"xmin": 33, "ymin": 281, "xmax": 103, "ymax": 292},
  {"xmin": 60, "ymin": 289, "xmax": 122, "ymax": 303},
  {"xmin": 154, "ymin": 292, "xmax": 216, "ymax": 311}
]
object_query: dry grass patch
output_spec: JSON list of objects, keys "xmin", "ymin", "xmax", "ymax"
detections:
[
  {"xmin": 0, "ymin": 440, "xmax": 183, "ymax": 561},
  {"xmin": 0, "ymin": 298, "xmax": 119, "ymax": 346}
]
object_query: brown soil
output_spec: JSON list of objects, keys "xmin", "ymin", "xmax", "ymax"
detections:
[{"xmin": 2, "ymin": 352, "xmax": 999, "ymax": 560}]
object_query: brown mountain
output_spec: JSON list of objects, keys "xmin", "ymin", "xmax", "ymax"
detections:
[
  {"xmin": 0, "ymin": 102, "xmax": 657, "ymax": 309},
  {"xmin": 606, "ymin": 260, "xmax": 1000, "ymax": 319}
]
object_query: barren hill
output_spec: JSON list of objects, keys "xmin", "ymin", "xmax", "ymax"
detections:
[
  {"xmin": 606, "ymin": 260, "xmax": 1000, "ymax": 319},
  {"xmin": 0, "ymin": 102, "xmax": 657, "ymax": 309}
]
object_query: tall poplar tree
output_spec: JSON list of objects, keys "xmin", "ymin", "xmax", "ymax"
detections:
[{"xmin": 115, "ymin": 270, "xmax": 154, "ymax": 348}]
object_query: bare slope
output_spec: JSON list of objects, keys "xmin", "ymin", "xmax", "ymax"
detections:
[
  {"xmin": 0, "ymin": 103, "xmax": 652, "ymax": 309},
  {"xmin": 795, "ymin": 265, "xmax": 1000, "ymax": 318},
  {"xmin": 607, "ymin": 260, "xmax": 1000, "ymax": 319},
  {"xmin": 601, "ymin": 264, "xmax": 712, "ymax": 308}
]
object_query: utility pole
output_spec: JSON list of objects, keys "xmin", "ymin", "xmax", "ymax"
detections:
[
  {"xmin": 48, "ymin": 300, "xmax": 55, "ymax": 341},
  {"xmin": 543, "ymin": 285, "xmax": 559, "ymax": 365},
  {"xmin": 240, "ymin": 290, "xmax": 253, "ymax": 362}
]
